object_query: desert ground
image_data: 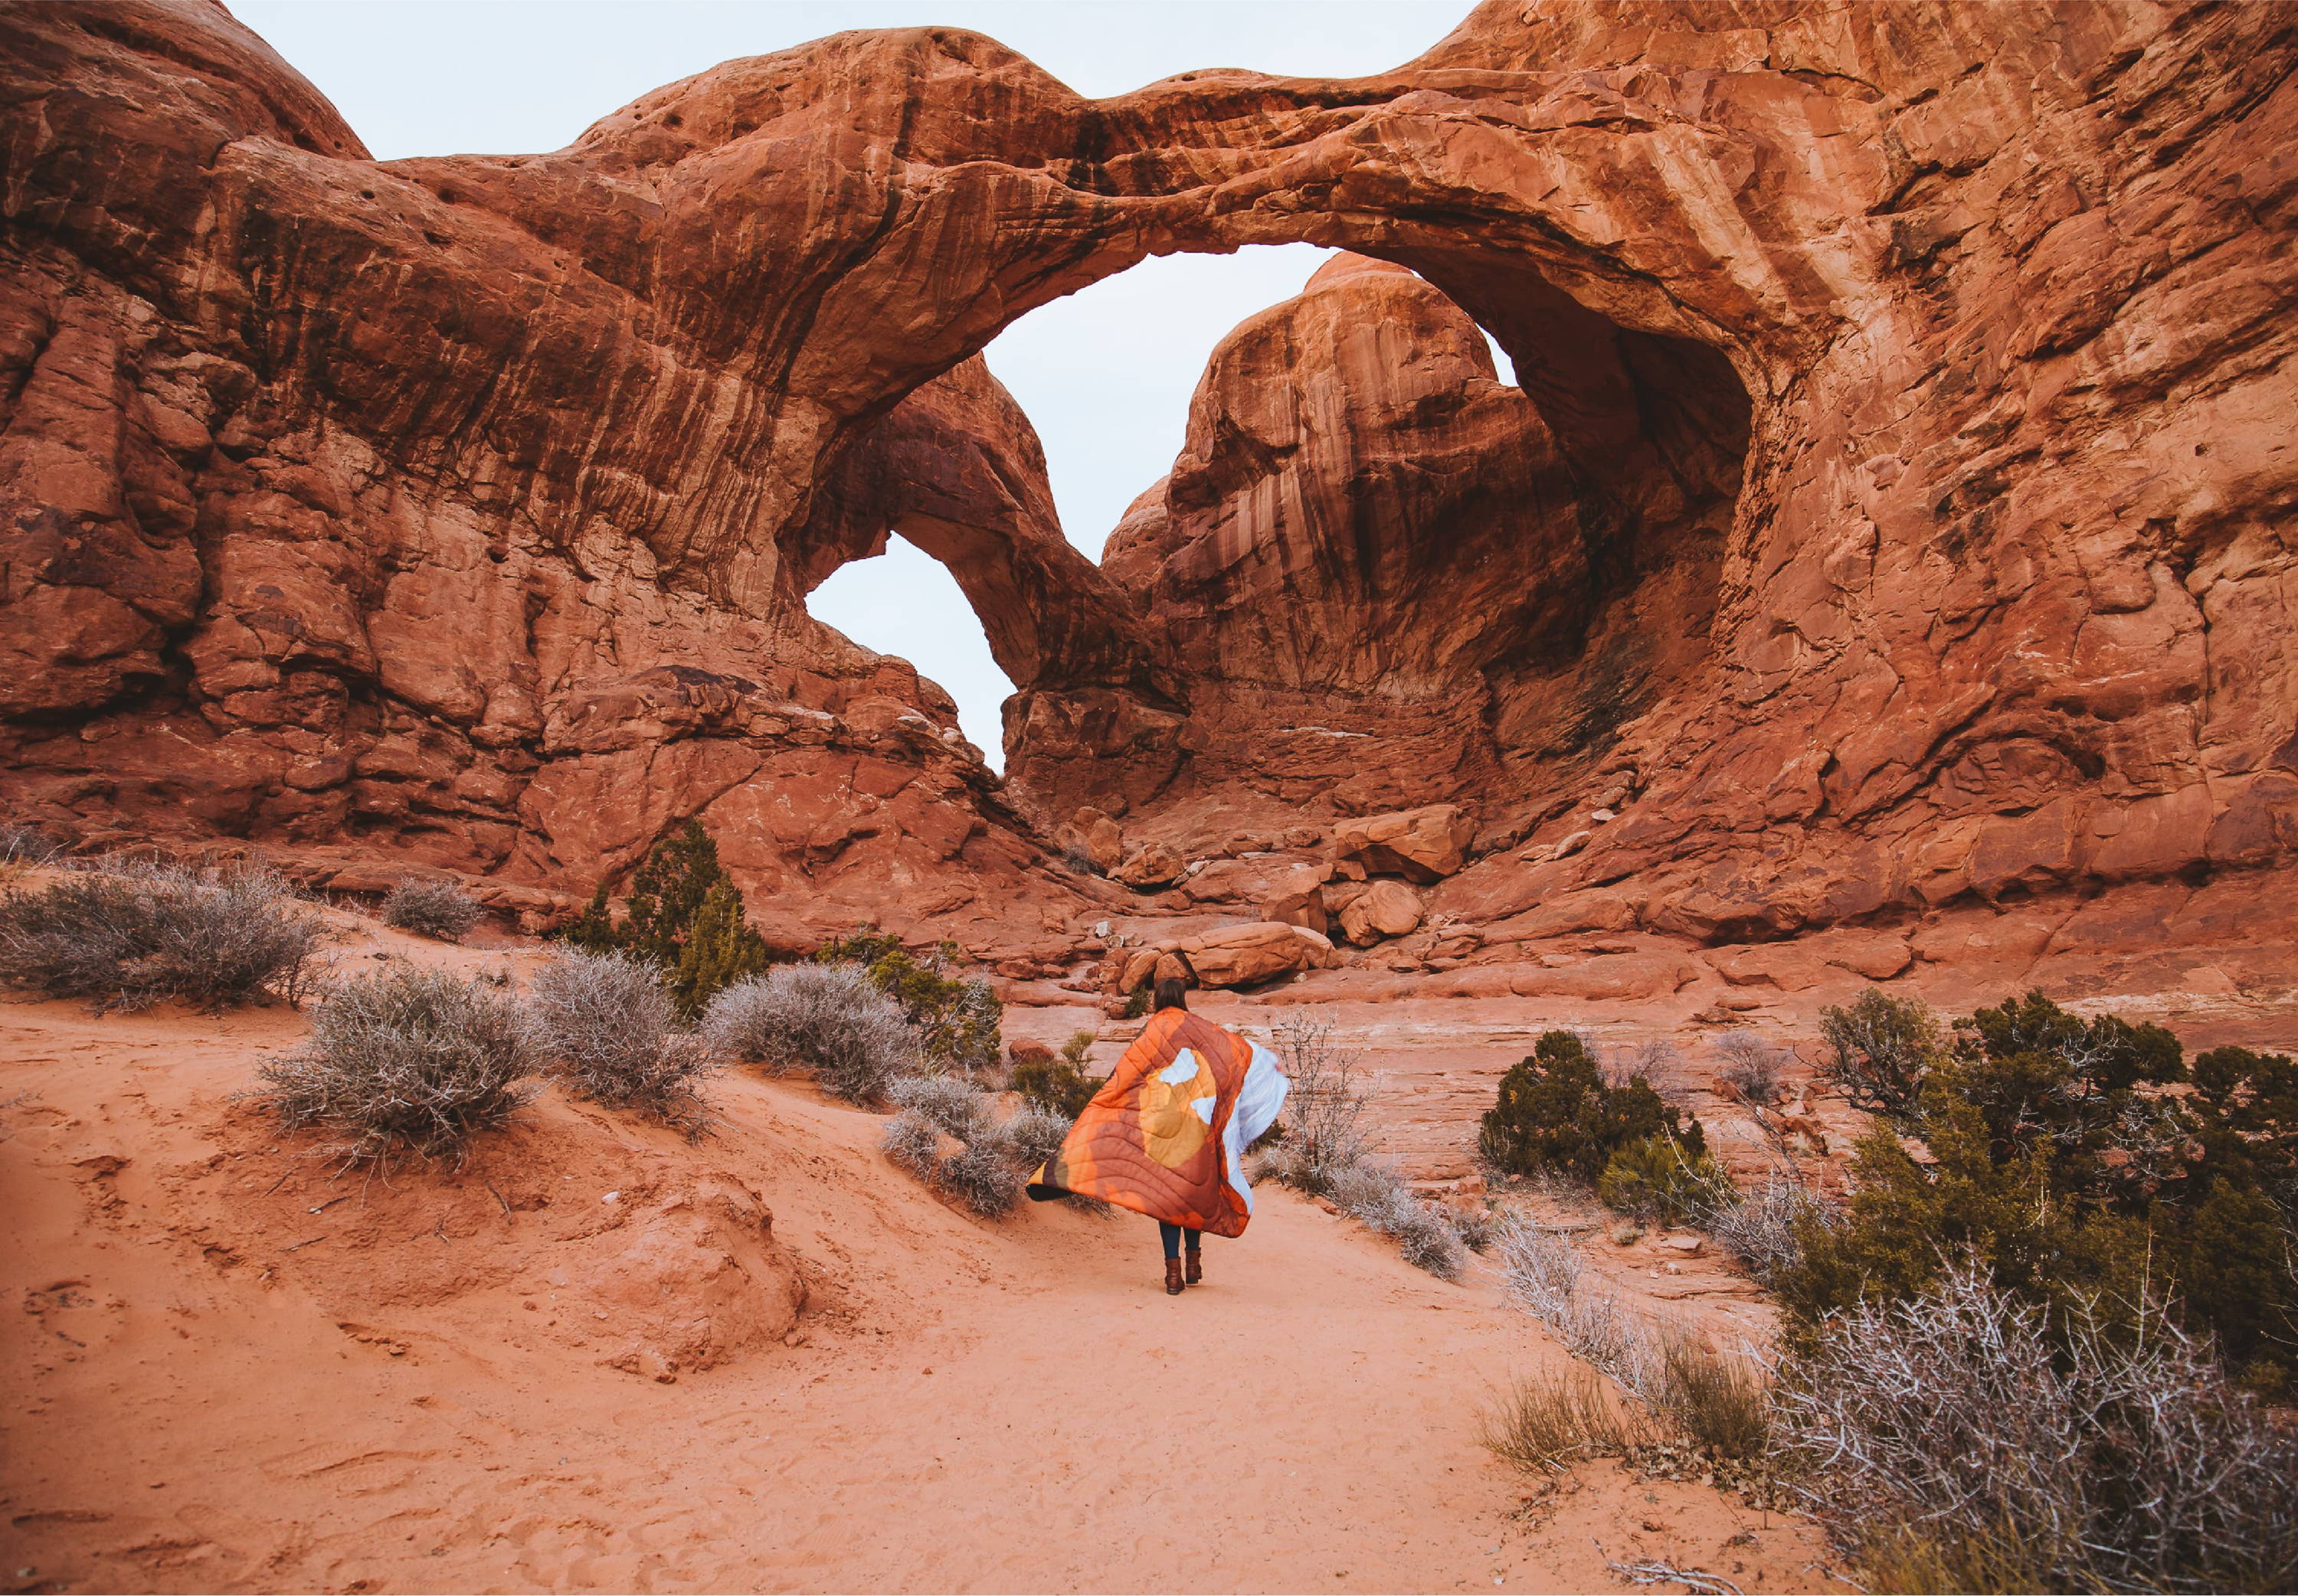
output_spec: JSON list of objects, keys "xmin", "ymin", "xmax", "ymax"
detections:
[{"xmin": 4, "ymin": 908, "xmax": 1831, "ymax": 1595}]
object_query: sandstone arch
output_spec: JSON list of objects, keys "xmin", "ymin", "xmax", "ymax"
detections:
[{"xmin": 3, "ymin": 0, "xmax": 2293, "ymax": 956}]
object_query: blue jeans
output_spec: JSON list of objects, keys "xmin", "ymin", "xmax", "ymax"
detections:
[{"xmin": 1158, "ymin": 1222, "xmax": 1202, "ymax": 1261}]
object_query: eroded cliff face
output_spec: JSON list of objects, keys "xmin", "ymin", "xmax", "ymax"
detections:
[{"xmin": 2, "ymin": 0, "xmax": 2293, "ymax": 962}]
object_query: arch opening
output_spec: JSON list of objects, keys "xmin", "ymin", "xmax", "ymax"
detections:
[
  {"xmin": 791, "ymin": 230, "xmax": 1752, "ymax": 845},
  {"xmin": 805, "ymin": 534, "xmax": 1016, "ymax": 769}
]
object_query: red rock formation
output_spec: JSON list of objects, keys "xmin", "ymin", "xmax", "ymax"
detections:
[
  {"xmin": 1033, "ymin": 251, "xmax": 1739, "ymax": 829},
  {"xmin": 2, "ymin": 0, "xmax": 2293, "ymax": 964}
]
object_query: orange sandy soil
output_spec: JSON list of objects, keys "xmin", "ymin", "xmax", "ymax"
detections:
[{"xmin": 3, "ymin": 915, "xmax": 1829, "ymax": 1595}]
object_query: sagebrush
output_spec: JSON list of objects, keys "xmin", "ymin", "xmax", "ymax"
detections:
[
  {"xmin": 253, "ymin": 966, "xmax": 533, "ymax": 1164},
  {"xmin": 525, "ymin": 950, "xmax": 722, "ymax": 1137},
  {"xmin": 381, "ymin": 878, "xmax": 483, "ymax": 942},
  {"xmin": 0, "ymin": 858, "xmax": 323, "ymax": 1012},
  {"xmin": 879, "ymin": 1073, "xmax": 1061, "ymax": 1218},
  {"xmin": 816, "ymin": 928, "xmax": 1002, "ymax": 1074},
  {"xmin": 702, "ymin": 962, "xmax": 918, "ymax": 1104}
]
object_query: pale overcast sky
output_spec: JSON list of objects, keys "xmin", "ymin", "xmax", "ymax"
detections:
[{"xmin": 236, "ymin": 1, "xmax": 1479, "ymax": 763}]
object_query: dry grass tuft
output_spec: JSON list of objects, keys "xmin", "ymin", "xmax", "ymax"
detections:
[
  {"xmin": 1480, "ymin": 1365, "xmax": 1654, "ymax": 1473},
  {"xmin": 1651, "ymin": 1336, "xmax": 1769, "ymax": 1458}
]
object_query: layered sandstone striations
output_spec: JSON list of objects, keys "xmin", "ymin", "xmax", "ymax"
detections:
[{"xmin": 2, "ymin": 0, "xmax": 2293, "ymax": 962}]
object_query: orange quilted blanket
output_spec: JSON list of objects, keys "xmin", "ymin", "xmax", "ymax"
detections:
[{"xmin": 1025, "ymin": 1008, "xmax": 1259, "ymax": 1237}]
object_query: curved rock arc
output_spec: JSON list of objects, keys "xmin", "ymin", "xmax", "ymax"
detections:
[{"xmin": 0, "ymin": 0, "xmax": 2289, "ymax": 957}]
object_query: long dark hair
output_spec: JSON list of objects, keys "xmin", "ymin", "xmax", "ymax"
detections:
[{"xmin": 1152, "ymin": 975, "xmax": 1190, "ymax": 1012}]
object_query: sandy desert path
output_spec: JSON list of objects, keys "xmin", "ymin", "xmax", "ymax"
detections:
[{"xmin": 2, "ymin": 926, "xmax": 1824, "ymax": 1595}]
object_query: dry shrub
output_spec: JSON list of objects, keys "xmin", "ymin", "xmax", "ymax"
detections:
[
  {"xmin": 889, "ymin": 1071, "xmax": 991, "ymax": 1140},
  {"xmin": 931, "ymin": 1136, "xmax": 1024, "ymax": 1218},
  {"xmin": 0, "ymin": 857, "xmax": 323, "ymax": 1012},
  {"xmin": 1487, "ymin": 1254, "xmax": 1768, "ymax": 1473},
  {"xmin": 1713, "ymin": 1028, "xmax": 1787, "ymax": 1109},
  {"xmin": 381, "ymin": 878, "xmax": 484, "ymax": 943},
  {"xmin": 1446, "ymin": 1205, "xmax": 1498, "ymax": 1252},
  {"xmin": 1318, "ymin": 1160, "xmax": 1466, "ymax": 1280},
  {"xmin": 0, "ymin": 823, "xmax": 63, "ymax": 866},
  {"xmin": 1773, "ymin": 1258, "xmax": 2298, "ymax": 1594},
  {"xmin": 1710, "ymin": 1177, "xmax": 1830, "ymax": 1284},
  {"xmin": 880, "ymin": 1108, "xmax": 944, "ymax": 1179},
  {"xmin": 1494, "ymin": 1216, "xmax": 1662, "ymax": 1392},
  {"xmin": 1264, "ymin": 1015, "xmax": 1374, "ymax": 1192},
  {"xmin": 999, "ymin": 1104, "xmax": 1072, "ymax": 1172},
  {"xmin": 525, "ymin": 951, "xmax": 722, "ymax": 1138},
  {"xmin": 1376, "ymin": 1195, "xmax": 1468, "ymax": 1279},
  {"xmin": 701, "ymin": 963, "xmax": 917, "ymax": 1104},
  {"xmin": 253, "ymin": 966, "xmax": 533, "ymax": 1165},
  {"xmin": 1250, "ymin": 1019, "xmax": 1456, "ymax": 1277},
  {"xmin": 879, "ymin": 1074, "xmax": 1066, "ymax": 1219}
]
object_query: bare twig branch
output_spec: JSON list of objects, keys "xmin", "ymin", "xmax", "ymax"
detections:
[{"xmin": 1606, "ymin": 1556, "xmax": 1745, "ymax": 1595}]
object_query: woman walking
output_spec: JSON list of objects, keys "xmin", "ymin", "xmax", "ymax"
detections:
[{"xmin": 1027, "ymin": 975, "xmax": 1288, "ymax": 1294}]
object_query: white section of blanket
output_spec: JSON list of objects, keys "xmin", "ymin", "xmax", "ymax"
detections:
[{"xmin": 1223, "ymin": 1040, "xmax": 1291, "ymax": 1216}]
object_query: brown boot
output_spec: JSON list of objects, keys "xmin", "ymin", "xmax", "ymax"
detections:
[
  {"xmin": 1164, "ymin": 1258, "xmax": 1185, "ymax": 1296},
  {"xmin": 1184, "ymin": 1251, "xmax": 1203, "ymax": 1287}
]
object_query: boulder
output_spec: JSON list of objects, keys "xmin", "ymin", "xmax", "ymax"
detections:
[
  {"xmin": 1118, "ymin": 946, "xmax": 1166, "ymax": 993},
  {"xmin": 1177, "ymin": 921, "xmax": 1338, "ymax": 988},
  {"xmin": 1331, "ymin": 805, "xmax": 1476, "ymax": 882},
  {"xmin": 1180, "ymin": 857, "xmax": 1330, "ymax": 930},
  {"xmin": 1339, "ymin": 879, "xmax": 1425, "ymax": 946},
  {"xmin": 1819, "ymin": 934, "xmax": 1916, "ymax": 981},
  {"xmin": 1006, "ymin": 1038, "xmax": 1056, "ymax": 1068},
  {"xmin": 1710, "ymin": 944, "xmax": 1828, "ymax": 991},
  {"xmin": 1068, "ymin": 807, "xmax": 1124, "ymax": 872},
  {"xmin": 1259, "ymin": 862, "xmax": 1334, "ymax": 936},
  {"xmin": 1113, "ymin": 842, "xmax": 1184, "ymax": 888}
]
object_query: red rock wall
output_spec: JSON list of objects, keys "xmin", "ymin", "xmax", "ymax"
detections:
[{"xmin": 2, "ymin": 0, "xmax": 2293, "ymax": 955}]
